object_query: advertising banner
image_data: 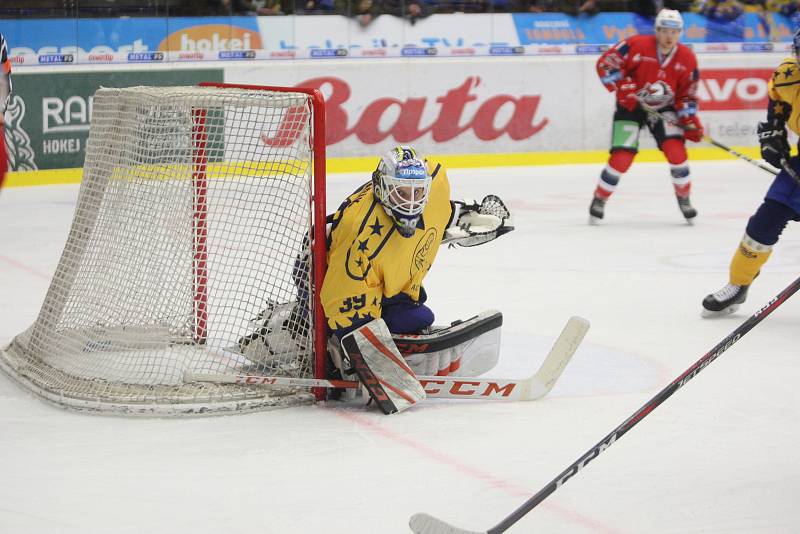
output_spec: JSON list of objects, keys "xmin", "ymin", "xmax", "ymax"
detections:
[
  {"xmin": 0, "ymin": 54, "xmax": 780, "ymax": 173},
  {"xmin": 223, "ymin": 54, "xmax": 779, "ymax": 158},
  {"xmin": 5, "ymin": 69, "xmax": 223, "ymax": 171},
  {"xmin": 2, "ymin": 13, "xmax": 794, "ymax": 66},
  {"xmin": 223, "ymin": 58, "xmax": 576, "ymax": 157}
]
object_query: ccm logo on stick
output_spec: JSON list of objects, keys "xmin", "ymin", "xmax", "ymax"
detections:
[{"xmin": 420, "ymin": 379, "xmax": 515, "ymax": 397}]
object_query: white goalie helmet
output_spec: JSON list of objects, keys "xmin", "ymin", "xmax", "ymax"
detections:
[
  {"xmin": 372, "ymin": 146, "xmax": 432, "ymax": 238},
  {"xmin": 654, "ymin": 9, "xmax": 683, "ymax": 32}
]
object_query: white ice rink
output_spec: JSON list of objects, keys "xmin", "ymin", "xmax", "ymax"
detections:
[{"xmin": 1, "ymin": 159, "xmax": 799, "ymax": 534}]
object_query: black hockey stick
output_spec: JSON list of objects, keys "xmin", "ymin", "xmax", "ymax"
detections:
[
  {"xmin": 641, "ymin": 104, "xmax": 780, "ymax": 177},
  {"xmin": 410, "ymin": 274, "xmax": 800, "ymax": 534}
]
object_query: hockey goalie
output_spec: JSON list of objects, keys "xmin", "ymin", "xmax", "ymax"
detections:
[
  {"xmin": 237, "ymin": 146, "xmax": 515, "ymax": 409},
  {"xmin": 233, "ymin": 145, "xmax": 586, "ymax": 414}
]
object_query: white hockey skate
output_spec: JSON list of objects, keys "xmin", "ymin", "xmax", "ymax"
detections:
[{"xmin": 702, "ymin": 283, "xmax": 749, "ymax": 318}]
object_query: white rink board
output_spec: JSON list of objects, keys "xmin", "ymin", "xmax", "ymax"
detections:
[{"xmin": 224, "ymin": 53, "xmax": 783, "ymax": 157}]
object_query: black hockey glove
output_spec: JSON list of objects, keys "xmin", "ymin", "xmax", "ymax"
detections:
[{"xmin": 757, "ymin": 120, "xmax": 790, "ymax": 169}]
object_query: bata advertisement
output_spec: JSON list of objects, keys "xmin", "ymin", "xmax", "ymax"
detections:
[
  {"xmin": 223, "ymin": 54, "xmax": 778, "ymax": 158},
  {"xmin": 2, "ymin": 54, "xmax": 779, "ymax": 172},
  {"xmin": 225, "ymin": 58, "xmax": 585, "ymax": 157},
  {"xmin": 5, "ymin": 69, "xmax": 223, "ymax": 171}
]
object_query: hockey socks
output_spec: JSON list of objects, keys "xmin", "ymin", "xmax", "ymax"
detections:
[
  {"xmin": 595, "ymin": 150, "xmax": 635, "ymax": 200},
  {"xmin": 670, "ymin": 163, "xmax": 691, "ymax": 198},
  {"xmin": 730, "ymin": 234, "xmax": 772, "ymax": 286}
]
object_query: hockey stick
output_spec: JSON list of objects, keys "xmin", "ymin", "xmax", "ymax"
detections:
[
  {"xmin": 409, "ymin": 275, "xmax": 800, "ymax": 534},
  {"xmin": 640, "ymin": 104, "xmax": 780, "ymax": 177},
  {"xmin": 184, "ymin": 316, "xmax": 589, "ymax": 402}
]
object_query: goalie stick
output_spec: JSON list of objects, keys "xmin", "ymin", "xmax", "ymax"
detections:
[
  {"xmin": 408, "ymin": 274, "xmax": 800, "ymax": 534},
  {"xmin": 184, "ymin": 316, "xmax": 589, "ymax": 402}
]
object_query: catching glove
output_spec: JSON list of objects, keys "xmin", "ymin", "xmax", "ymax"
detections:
[
  {"xmin": 757, "ymin": 120, "xmax": 790, "ymax": 168},
  {"xmin": 443, "ymin": 195, "xmax": 513, "ymax": 248}
]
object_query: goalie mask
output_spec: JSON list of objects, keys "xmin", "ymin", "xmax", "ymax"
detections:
[{"xmin": 372, "ymin": 146, "xmax": 431, "ymax": 238}]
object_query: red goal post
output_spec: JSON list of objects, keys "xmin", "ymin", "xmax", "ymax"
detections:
[{"xmin": 198, "ymin": 82, "xmax": 329, "ymax": 401}]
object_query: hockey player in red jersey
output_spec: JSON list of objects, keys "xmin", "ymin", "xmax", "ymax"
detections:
[
  {"xmin": 590, "ymin": 9, "xmax": 703, "ymax": 224},
  {"xmin": 0, "ymin": 33, "xmax": 11, "ymax": 192}
]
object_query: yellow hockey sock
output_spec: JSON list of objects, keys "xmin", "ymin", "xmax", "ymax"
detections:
[{"xmin": 729, "ymin": 234, "xmax": 772, "ymax": 286}]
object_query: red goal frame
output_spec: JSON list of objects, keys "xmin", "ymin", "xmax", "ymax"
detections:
[{"xmin": 196, "ymin": 82, "xmax": 328, "ymax": 399}]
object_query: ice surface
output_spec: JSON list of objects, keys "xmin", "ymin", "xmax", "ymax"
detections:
[{"xmin": 1, "ymin": 160, "xmax": 798, "ymax": 533}]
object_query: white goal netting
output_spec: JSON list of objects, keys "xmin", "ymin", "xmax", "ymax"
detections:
[{"xmin": 0, "ymin": 85, "xmax": 327, "ymax": 416}]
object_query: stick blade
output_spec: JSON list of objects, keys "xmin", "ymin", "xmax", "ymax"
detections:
[
  {"xmin": 409, "ymin": 513, "xmax": 487, "ymax": 534},
  {"xmin": 524, "ymin": 315, "xmax": 590, "ymax": 400}
]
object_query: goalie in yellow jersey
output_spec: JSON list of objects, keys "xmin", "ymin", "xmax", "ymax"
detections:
[
  {"xmin": 702, "ymin": 29, "xmax": 800, "ymax": 317},
  {"xmin": 320, "ymin": 146, "xmax": 514, "ymax": 381},
  {"xmin": 324, "ymin": 147, "xmax": 497, "ymax": 332},
  {"xmin": 235, "ymin": 146, "xmax": 513, "ymax": 385}
]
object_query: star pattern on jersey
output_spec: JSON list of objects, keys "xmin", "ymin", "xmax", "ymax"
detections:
[
  {"xmin": 369, "ymin": 218, "xmax": 384, "ymax": 236},
  {"xmin": 782, "ymin": 66, "xmax": 795, "ymax": 80},
  {"xmin": 774, "ymin": 101, "xmax": 786, "ymax": 118},
  {"xmin": 357, "ymin": 238, "xmax": 370, "ymax": 252}
]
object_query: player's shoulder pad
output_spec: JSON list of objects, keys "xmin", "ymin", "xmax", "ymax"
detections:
[
  {"xmin": 771, "ymin": 59, "xmax": 800, "ymax": 88},
  {"xmin": 675, "ymin": 43, "xmax": 697, "ymax": 66},
  {"xmin": 626, "ymin": 34, "xmax": 650, "ymax": 46},
  {"xmin": 427, "ymin": 160, "xmax": 443, "ymax": 180},
  {"xmin": 625, "ymin": 34, "xmax": 653, "ymax": 52},
  {"xmin": 334, "ymin": 183, "xmax": 377, "ymax": 229}
]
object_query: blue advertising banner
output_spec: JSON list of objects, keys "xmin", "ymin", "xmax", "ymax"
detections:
[
  {"xmin": 0, "ymin": 12, "xmax": 793, "ymax": 64},
  {"xmin": 512, "ymin": 12, "xmax": 784, "ymax": 45},
  {"xmin": 3, "ymin": 16, "xmax": 261, "ymax": 55}
]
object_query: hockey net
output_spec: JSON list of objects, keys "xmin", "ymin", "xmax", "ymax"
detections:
[{"xmin": 0, "ymin": 84, "xmax": 328, "ymax": 415}]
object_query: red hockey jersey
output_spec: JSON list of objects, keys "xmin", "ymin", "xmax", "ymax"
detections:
[{"xmin": 596, "ymin": 34, "xmax": 699, "ymax": 114}]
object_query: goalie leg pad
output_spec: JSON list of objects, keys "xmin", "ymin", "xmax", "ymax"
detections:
[
  {"xmin": 392, "ymin": 310, "xmax": 502, "ymax": 377},
  {"xmin": 341, "ymin": 319, "xmax": 426, "ymax": 415}
]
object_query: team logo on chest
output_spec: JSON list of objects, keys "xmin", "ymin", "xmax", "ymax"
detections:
[
  {"xmin": 345, "ymin": 210, "xmax": 393, "ymax": 281},
  {"xmin": 411, "ymin": 228, "xmax": 438, "ymax": 275}
]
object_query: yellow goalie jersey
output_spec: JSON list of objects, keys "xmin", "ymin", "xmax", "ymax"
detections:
[
  {"xmin": 768, "ymin": 58, "xmax": 800, "ymax": 135},
  {"xmin": 320, "ymin": 162, "xmax": 453, "ymax": 333}
]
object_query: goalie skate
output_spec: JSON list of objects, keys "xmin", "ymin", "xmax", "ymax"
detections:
[
  {"xmin": 702, "ymin": 283, "xmax": 749, "ymax": 318},
  {"xmin": 232, "ymin": 301, "xmax": 310, "ymax": 373}
]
